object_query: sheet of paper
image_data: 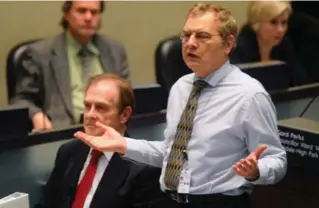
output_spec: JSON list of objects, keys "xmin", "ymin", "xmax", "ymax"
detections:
[{"xmin": 0, "ymin": 192, "xmax": 29, "ymax": 208}]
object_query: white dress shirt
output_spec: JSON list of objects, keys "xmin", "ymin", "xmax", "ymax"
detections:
[
  {"xmin": 78, "ymin": 149, "xmax": 114, "ymax": 208},
  {"xmin": 124, "ymin": 60, "xmax": 287, "ymax": 195}
]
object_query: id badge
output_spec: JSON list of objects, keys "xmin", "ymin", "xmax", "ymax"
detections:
[{"xmin": 177, "ymin": 169, "xmax": 191, "ymax": 194}]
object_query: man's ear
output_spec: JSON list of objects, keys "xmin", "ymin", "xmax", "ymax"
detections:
[
  {"xmin": 120, "ymin": 106, "xmax": 132, "ymax": 124},
  {"xmin": 224, "ymin": 35, "xmax": 236, "ymax": 56}
]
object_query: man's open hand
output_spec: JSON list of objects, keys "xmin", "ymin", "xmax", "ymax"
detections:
[
  {"xmin": 232, "ymin": 145, "xmax": 267, "ymax": 180},
  {"xmin": 74, "ymin": 121, "xmax": 126, "ymax": 153}
]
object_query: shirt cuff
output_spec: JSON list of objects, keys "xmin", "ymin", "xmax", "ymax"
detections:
[
  {"xmin": 245, "ymin": 172, "xmax": 260, "ymax": 182},
  {"xmin": 123, "ymin": 137, "xmax": 142, "ymax": 161},
  {"xmin": 246, "ymin": 160, "xmax": 269, "ymax": 185}
]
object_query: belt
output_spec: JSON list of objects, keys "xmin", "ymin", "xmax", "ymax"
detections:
[
  {"xmin": 166, "ymin": 191, "xmax": 189, "ymax": 203},
  {"xmin": 165, "ymin": 190, "xmax": 248, "ymax": 204}
]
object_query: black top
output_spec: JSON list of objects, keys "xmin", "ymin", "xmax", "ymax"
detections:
[{"xmin": 230, "ymin": 24, "xmax": 309, "ymax": 87}]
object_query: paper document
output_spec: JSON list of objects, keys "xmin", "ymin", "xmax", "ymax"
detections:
[{"xmin": 0, "ymin": 192, "xmax": 29, "ymax": 208}]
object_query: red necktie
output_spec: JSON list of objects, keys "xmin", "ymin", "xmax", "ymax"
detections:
[{"xmin": 72, "ymin": 150, "xmax": 102, "ymax": 208}]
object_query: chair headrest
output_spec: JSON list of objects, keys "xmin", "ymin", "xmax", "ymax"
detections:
[
  {"xmin": 6, "ymin": 39, "xmax": 41, "ymax": 100},
  {"xmin": 155, "ymin": 36, "xmax": 192, "ymax": 91}
]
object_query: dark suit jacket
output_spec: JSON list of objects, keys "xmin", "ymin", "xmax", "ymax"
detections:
[
  {"xmin": 287, "ymin": 11, "xmax": 319, "ymax": 83},
  {"xmin": 230, "ymin": 24, "xmax": 309, "ymax": 87},
  {"xmin": 36, "ymin": 139, "xmax": 170, "ymax": 208},
  {"xmin": 10, "ymin": 32, "xmax": 130, "ymax": 129}
]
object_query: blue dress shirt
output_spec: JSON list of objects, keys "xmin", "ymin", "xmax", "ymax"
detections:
[{"xmin": 124, "ymin": 60, "xmax": 287, "ymax": 195}]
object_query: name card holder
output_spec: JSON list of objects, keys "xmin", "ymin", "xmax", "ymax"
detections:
[{"xmin": 278, "ymin": 117, "xmax": 319, "ymax": 171}]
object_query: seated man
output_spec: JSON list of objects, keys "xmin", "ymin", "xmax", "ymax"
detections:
[
  {"xmin": 36, "ymin": 74, "xmax": 169, "ymax": 208},
  {"xmin": 10, "ymin": 0, "xmax": 130, "ymax": 131}
]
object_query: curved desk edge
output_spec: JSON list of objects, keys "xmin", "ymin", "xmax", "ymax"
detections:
[
  {"xmin": 0, "ymin": 111, "xmax": 167, "ymax": 152},
  {"xmin": 270, "ymin": 83, "xmax": 319, "ymax": 103},
  {"xmin": 0, "ymin": 125, "xmax": 82, "ymax": 152},
  {"xmin": 278, "ymin": 117, "xmax": 319, "ymax": 135}
]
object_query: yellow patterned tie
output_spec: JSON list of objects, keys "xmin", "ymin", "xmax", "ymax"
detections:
[{"xmin": 164, "ymin": 80, "xmax": 207, "ymax": 191}]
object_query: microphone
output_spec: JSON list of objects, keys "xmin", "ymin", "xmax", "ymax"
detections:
[{"xmin": 299, "ymin": 96, "xmax": 317, "ymax": 117}]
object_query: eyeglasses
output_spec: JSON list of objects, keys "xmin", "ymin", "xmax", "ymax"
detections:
[{"xmin": 180, "ymin": 31, "xmax": 220, "ymax": 42}]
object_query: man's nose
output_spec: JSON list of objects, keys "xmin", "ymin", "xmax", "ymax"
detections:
[
  {"xmin": 187, "ymin": 34, "xmax": 197, "ymax": 45},
  {"xmin": 84, "ymin": 11, "xmax": 93, "ymax": 21},
  {"xmin": 186, "ymin": 34, "xmax": 198, "ymax": 49},
  {"xmin": 86, "ymin": 107, "xmax": 96, "ymax": 117}
]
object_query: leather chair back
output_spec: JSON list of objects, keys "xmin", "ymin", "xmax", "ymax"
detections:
[
  {"xmin": 155, "ymin": 36, "xmax": 192, "ymax": 92},
  {"xmin": 6, "ymin": 39, "xmax": 40, "ymax": 100}
]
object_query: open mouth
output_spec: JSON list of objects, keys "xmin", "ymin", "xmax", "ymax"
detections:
[{"xmin": 187, "ymin": 52, "xmax": 199, "ymax": 58}]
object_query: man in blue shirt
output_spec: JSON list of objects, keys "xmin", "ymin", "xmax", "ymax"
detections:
[{"xmin": 75, "ymin": 3, "xmax": 287, "ymax": 208}]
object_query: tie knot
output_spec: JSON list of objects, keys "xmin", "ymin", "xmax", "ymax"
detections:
[
  {"xmin": 78, "ymin": 45, "xmax": 92, "ymax": 57},
  {"xmin": 91, "ymin": 150, "xmax": 102, "ymax": 161},
  {"xmin": 193, "ymin": 80, "xmax": 207, "ymax": 89}
]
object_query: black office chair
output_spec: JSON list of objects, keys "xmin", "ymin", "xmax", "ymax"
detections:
[
  {"xmin": 155, "ymin": 36, "xmax": 192, "ymax": 92},
  {"xmin": 6, "ymin": 39, "xmax": 40, "ymax": 101},
  {"xmin": 287, "ymin": 11, "xmax": 319, "ymax": 83}
]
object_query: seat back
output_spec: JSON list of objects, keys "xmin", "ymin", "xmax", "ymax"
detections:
[
  {"xmin": 288, "ymin": 12, "xmax": 319, "ymax": 83},
  {"xmin": 155, "ymin": 36, "xmax": 192, "ymax": 92},
  {"xmin": 6, "ymin": 39, "xmax": 40, "ymax": 100}
]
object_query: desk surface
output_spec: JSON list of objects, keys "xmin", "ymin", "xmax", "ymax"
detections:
[
  {"xmin": 269, "ymin": 82, "xmax": 319, "ymax": 103},
  {"xmin": 0, "ymin": 111, "xmax": 166, "ymax": 152},
  {"xmin": 279, "ymin": 117, "xmax": 319, "ymax": 134}
]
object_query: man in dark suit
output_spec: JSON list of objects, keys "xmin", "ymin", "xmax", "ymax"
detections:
[
  {"xmin": 37, "ymin": 74, "xmax": 169, "ymax": 208},
  {"xmin": 10, "ymin": 0, "xmax": 130, "ymax": 131}
]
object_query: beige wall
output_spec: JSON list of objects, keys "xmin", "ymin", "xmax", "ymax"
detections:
[{"xmin": 0, "ymin": 1, "xmax": 249, "ymax": 107}]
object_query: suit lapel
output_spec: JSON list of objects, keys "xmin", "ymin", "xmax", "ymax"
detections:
[
  {"xmin": 50, "ymin": 33, "xmax": 74, "ymax": 120},
  {"xmin": 90, "ymin": 153, "xmax": 130, "ymax": 207},
  {"xmin": 64, "ymin": 142, "xmax": 90, "ymax": 207},
  {"xmin": 94, "ymin": 35, "xmax": 117, "ymax": 74}
]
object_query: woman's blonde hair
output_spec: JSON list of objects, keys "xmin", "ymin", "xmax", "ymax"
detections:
[{"xmin": 247, "ymin": 1, "xmax": 292, "ymax": 31}]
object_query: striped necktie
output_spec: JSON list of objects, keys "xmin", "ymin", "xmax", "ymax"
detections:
[{"xmin": 164, "ymin": 80, "xmax": 207, "ymax": 191}]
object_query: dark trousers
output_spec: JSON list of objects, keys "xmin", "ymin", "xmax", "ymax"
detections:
[{"xmin": 165, "ymin": 192, "xmax": 251, "ymax": 208}]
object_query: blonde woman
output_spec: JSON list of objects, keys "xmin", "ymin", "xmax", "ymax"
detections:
[{"xmin": 230, "ymin": 1, "xmax": 309, "ymax": 86}]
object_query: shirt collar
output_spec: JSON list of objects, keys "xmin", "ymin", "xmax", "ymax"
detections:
[
  {"xmin": 87, "ymin": 129, "xmax": 126, "ymax": 162},
  {"xmin": 193, "ymin": 60, "xmax": 234, "ymax": 87},
  {"xmin": 103, "ymin": 151, "xmax": 114, "ymax": 162},
  {"xmin": 66, "ymin": 31, "xmax": 100, "ymax": 56},
  {"xmin": 88, "ymin": 148, "xmax": 114, "ymax": 162}
]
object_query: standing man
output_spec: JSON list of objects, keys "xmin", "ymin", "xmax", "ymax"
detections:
[
  {"xmin": 36, "ymin": 74, "xmax": 168, "ymax": 208},
  {"xmin": 11, "ymin": 1, "xmax": 130, "ymax": 131},
  {"xmin": 75, "ymin": 3, "xmax": 287, "ymax": 208}
]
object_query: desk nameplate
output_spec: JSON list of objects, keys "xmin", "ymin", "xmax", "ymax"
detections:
[{"xmin": 278, "ymin": 118, "xmax": 319, "ymax": 171}]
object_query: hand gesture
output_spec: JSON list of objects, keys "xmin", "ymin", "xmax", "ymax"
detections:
[
  {"xmin": 232, "ymin": 144, "xmax": 267, "ymax": 180},
  {"xmin": 74, "ymin": 121, "xmax": 126, "ymax": 153},
  {"xmin": 32, "ymin": 112, "xmax": 53, "ymax": 132}
]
